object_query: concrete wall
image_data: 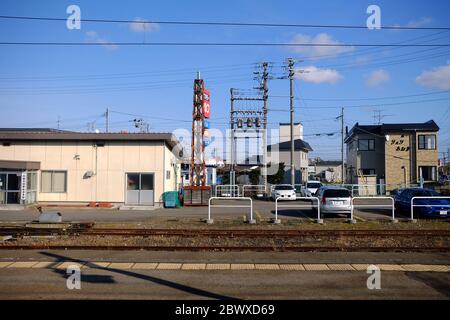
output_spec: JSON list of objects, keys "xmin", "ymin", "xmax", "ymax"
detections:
[{"xmin": 0, "ymin": 140, "xmax": 176, "ymax": 204}]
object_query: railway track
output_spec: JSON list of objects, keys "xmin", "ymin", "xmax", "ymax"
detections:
[
  {"xmin": 1, "ymin": 244, "xmax": 449, "ymax": 252},
  {"xmin": 1, "ymin": 227, "xmax": 450, "ymax": 237}
]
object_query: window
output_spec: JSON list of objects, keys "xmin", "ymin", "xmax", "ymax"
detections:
[
  {"xmin": 41, "ymin": 171, "xmax": 67, "ymax": 193},
  {"xmin": 361, "ymin": 168, "xmax": 376, "ymax": 175},
  {"xmin": 419, "ymin": 166, "xmax": 437, "ymax": 181},
  {"xmin": 418, "ymin": 135, "xmax": 436, "ymax": 150},
  {"xmin": 166, "ymin": 170, "xmax": 171, "ymax": 180},
  {"xmin": 358, "ymin": 139, "xmax": 375, "ymax": 151}
]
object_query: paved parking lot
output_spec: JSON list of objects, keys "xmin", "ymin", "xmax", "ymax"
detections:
[{"xmin": 0, "ymin": 198, "xmax": 441, "ymax": 223}]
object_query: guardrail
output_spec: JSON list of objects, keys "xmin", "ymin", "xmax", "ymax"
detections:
[
  {"xmin": 215, "ymin": 185, "xmax": 241, "ymax": 197},
  {"xmin": 242, "ymin": 185, "xmax": 266, "ymax": 198},
  {"xmin": 350, "ymin": 196, "xmax": 395, "ymax": 224},
  {"xmin": 208, "ymin": 197, "xmax": 254, "ymax": 224},
  {"xmin": 275, "ymin": 196, "xmax": 321, "ymax": 224},
  {"xmin": 410, "ymin": 196, "xmax": 450, "ymax": 222}
]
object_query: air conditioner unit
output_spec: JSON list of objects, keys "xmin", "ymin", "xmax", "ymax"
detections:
[{"xmin": 84, "ymin": 171, "xmax": 95, "ymax": 178}]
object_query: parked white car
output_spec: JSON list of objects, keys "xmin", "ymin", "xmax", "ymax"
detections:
[
  {"xmin": 302, "ymin": 180, "xmax": 323, "ymax": 197},
  {"xmin": 315, "ymin": 186, "xmax": 352, "ymax": 215},
  {"xmin": 271, "ymin": 184, "xmax": 297, "ymax": 201}
]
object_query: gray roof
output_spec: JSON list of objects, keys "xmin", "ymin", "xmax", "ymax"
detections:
[
  {"xmin": 346, "ymin": 120, "xmax": 439, "ymax": 141},
  {"xmin": 268, "ymin": 139, "xmax": 313, "ymax": 152},
  {"xmin": 314, "ymin": 160, "xmax": 342, "ymax": 166},
  {"xmin": 0, "ymin": 128, "xmax": 180, "ymax": 149}
]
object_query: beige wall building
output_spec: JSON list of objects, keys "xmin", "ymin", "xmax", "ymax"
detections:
[
  {"xmin": 0, "ymin": 129, "xmax": 181, "ymax": 207},
  {"xmin": 345, "ymin": 120, "xmax": 440, "ymax": 189}
]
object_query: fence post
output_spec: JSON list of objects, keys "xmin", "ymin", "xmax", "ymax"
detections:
[
  {"xmin": 410, "ymin": 197, "xmax": 418, "ymax": 223},
  {"xmin": 273, "ymin": 197, "xmax": 281, "ymax": 224},
  {"xmin": 391, "ymin": 197, "xmax": 398, "ymax": 223},
  {"xmin": 316, "ymin": 197, "xmax": 323, "ymax": 224},
  {"xmin": 348, "ymin": 198, "xmax": 357, "ymax": 224},
  {"xmin": 249, "ymin": 198, "xmax": 256, "ymax": 224},
  {"xmin": 207, "ymin": 197, "xmax": 214, "ymax": 224}
]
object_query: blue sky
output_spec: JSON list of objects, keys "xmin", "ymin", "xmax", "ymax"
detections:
[{"xmin": 0, "ymin": 0, "xmax": 449, "ymax": 160}]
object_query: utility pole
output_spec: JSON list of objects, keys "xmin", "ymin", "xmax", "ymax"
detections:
[
  {"xmin": 288, "ymin": 58, "xmax": 295, "ymax": 186},
  {"xmin": 262, "ymin": 62, "xmax": 269, "ymax": 195},
  {"xmin": 336, "ymin": 108, "xmax": 345, "ymax": 183},
  {"xmin": 57, "ymin": 115, "xmax": 61, "ymax": 130},
  {"xmin": 230, "ymin": 88, "xmax": 235, "ymax": 187},
  {"xmin": 341, "ymin": 107, "xmax": 345, "ymax": 183},
  {"xmin": 105, "ymin": 108, "xmax": 109, "ymax": 133}
]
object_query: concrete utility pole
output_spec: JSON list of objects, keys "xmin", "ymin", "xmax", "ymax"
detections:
[
  {"xmin": 288, "ymin": 58, "xmax": 295, "ymax": 186},
  {"xmin": 262, "ymin": 62, "xmax": 269, "ymax": 194},
  {"xmin": 336, "ymin": 108, "xmax": 345, "ymax": 183},
  {"xmin": 105, "ymin": 108, "xmax": 109, "ymax": 133}
]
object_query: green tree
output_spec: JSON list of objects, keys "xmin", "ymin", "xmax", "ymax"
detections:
[{"xmin": 267, "ymin": 162, "xmax": 285, "ymax": 185}]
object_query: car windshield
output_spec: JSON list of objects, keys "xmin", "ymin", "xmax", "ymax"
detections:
[
  {"xmin": 323, "ymin": 189, "xmax": 351, "ymax": 198},
  {"xmin": 275, "ymin": 185, "xmax": 294, "ymax": 191},
  {"xmin": 307, "ymin": 183, "xmax": 321, "ymax": 189}
]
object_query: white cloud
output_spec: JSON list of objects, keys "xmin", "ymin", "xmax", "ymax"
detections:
[
  {"xmin": 85, "ymin": 31, "xmax": 118, "ymax": 50},
  {"xmin": 366, "ymin": 69, "xmax": 390, "ymax": 87},
  {"xmin": 416, "ymin": 61, "xmax": 450, "ymax": 90},
  {"xmin": 129, "ymin": 17, "xmax": 159, "ymax": 33},
  {"xmin": 402, "ymin": 17, "xmax": 433, "ymax": 28},
  {"xmin": 289, "ymin": 33, "xmax": 353, "ymax": 59},
  {"xmin": 296, "ymin": 66, "xmax": 342, "ymax": 84}
]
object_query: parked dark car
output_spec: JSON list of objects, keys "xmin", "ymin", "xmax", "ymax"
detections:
[{"xmin": 394, "ymin": 188, "xmax": 450, "ymax": 218}]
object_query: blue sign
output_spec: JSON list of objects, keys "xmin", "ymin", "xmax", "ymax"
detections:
[
  {"xmin": 204, "ymin": 120, "xmax": 211, "ymax": 129},
  {"xmin": 204, "ymin": 139, "xmax": 211, "ymax": 147}
]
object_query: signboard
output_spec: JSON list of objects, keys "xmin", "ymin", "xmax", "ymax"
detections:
[
  {"xmin": 204, "ymin": 120, "xmax": 210, "ymax": 129},
  {"xmin": 20, "ymin": 172, "xmax": 27, "ymax": 201},
  {"xmin": 203, "ymin": 89, "xmax": 210, "ymax": 119}
]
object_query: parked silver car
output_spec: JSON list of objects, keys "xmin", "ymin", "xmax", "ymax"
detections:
[
  {"xmin": 271, "ymin": 184, "xmax": 297, "ymax": 201},
  {"xmin": 315, "ymin": 186, "xmax": 352, "ymax": 214}
]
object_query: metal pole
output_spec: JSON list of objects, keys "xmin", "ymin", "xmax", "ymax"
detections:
[
  {"xmin": 288, "ymin": 58, "xmax": 295, "ymax": 186},
  {"xmin": 105, "ymin": 108, "xmax": 109, "ymax": 133},
  {"xmin": 230, "ymin": 88, "xmax": 235, "ymax": 189},
  {"xmin": 341, "ymin": 107, "xmax": 345, "ymax": 184},
  {"xmin": 262, "ymin": 63, "xmax": 269, "ymax": 196}
]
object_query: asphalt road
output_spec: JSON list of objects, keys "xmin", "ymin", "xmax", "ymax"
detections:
[{"xmin": 0, "ymin": 250, "xmax": 449, "ymax": 299}]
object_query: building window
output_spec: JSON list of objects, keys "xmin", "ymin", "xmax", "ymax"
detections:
[
  {"xmin": 419, "ymin": 166, "xmax": 437, "ymax": 181},
  {"xmin": 166, "ymin": 170, "xmax": 171, "ymax": 180},
  {"xmin": 418, "ymin": 135, "xmax": 436, "ymax": 150},
  {"xmin": 358, "ymin": 139, "xmax": 375, "ymax": 151},
  {"xmin": 41, "ymin": 171, "xmax": 67, "ymax": 193},
  {"xmin": 360, "ymin": 168, "xmax": 376, "ymax": 175}
]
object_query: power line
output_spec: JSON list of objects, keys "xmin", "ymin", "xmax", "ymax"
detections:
[
  {"xmin": 1, "ymin": 15, "xmax": 449, "ymax": 30},
  {"xmin": 1, "ymin": 42, "xmax": 450, "ymax": 47}
]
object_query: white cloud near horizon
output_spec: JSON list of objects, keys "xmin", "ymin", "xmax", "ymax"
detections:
[
  {"xmin": 296, "ymin": 66, "xmax": 342, "ymax": 84},
  {"xmin": 289, "ymin": 33, "xmax": 353, "ymax": 59},
  {"xmin": 129, "ymin": 18, "xmax": 160, "ymax": 33},
  {"xmin": 366, "ymin": 69, "xmax": 390, "ymax": 87},
  {"xmin": 416, "ymin": 61, "xmax": 450, "ymax": 90}
]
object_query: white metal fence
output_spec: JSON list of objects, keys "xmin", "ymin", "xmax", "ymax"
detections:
[
  {"xmin": 341, "ymin": 183, "xmax": 419, "ymax": 197},
  {"xmin": 214, "ymin": 185, "xmax": 241, "ymax": 197},
  {"xmin": 274, "ymin": 196, "xmax": 322, "ymax": 224},
  {"xmin": 242, "ymin": 185, "xmax": 266, "ymax": 197},
  {"xmin": 207, "ymin": 197, "xmax": 254, "ymax": 224},
  {"xmin": 351, "ymin": 196, "xmax": 396, "ymax": 223},
  {"xmin": 410, "ymin": 196, "xmax": 450, "ymax": 221}
]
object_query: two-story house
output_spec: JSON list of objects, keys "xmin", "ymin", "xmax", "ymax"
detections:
[{"xmin": 345, "ymin": 120, "xmax": 439, "ymax": 189}]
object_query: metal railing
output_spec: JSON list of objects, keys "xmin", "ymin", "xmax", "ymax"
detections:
[
  {"xmin": 242, "ymin": 185, "xmax": 266, "ymax": 197},
  {"xmin": 410, "ymin": 196, "xmax": 450, "ymax": 221},
  {"xmin": 208, "ymin": 197, "xmax": 254, "ymax": 224},
  {"xmin": 346, "ymin": 183, "xmax": 419, "ymax": 197},
  {"xmin": 275, "ymin": 196, "xmax": 321, "ymax": 224},
  {"xmin": 350, "ymin": 196, "xmax": 395, "ymax": 223},
  {"xmin": 215, "ymin": 185, "xmax": 241, "ymax": 197}
]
